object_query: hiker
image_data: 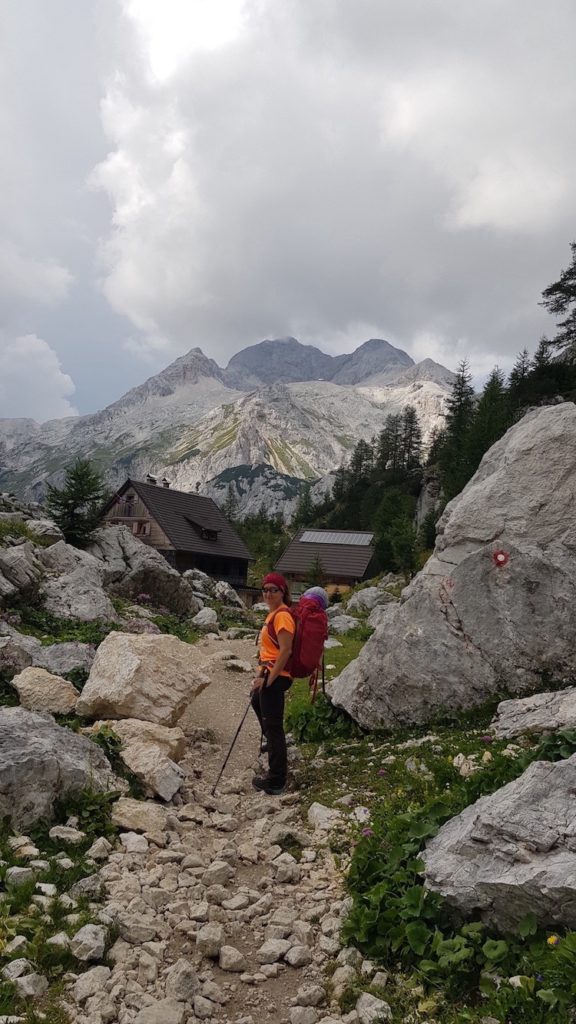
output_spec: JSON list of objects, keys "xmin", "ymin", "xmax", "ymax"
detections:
[
  {"xmin": 251, "ymin": 572, "xmax": 296, "ymax": 795},
  {"xmin": 251, "ymin": 577, "xmax": 329, "ymax": 796}
]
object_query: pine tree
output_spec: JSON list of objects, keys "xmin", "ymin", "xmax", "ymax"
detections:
[
  {"xmin": 46, "ymin": 459, "xmax": 109, "ymax": 548},
  {"xmin": 508, "ymin": 349, "xmax": 531, "ymax": 409},
  {"xmin": 467, "ymin": 367, "xmax": 510, "ymax": 472},
  {"xmin": 439, "ymin": 360, "xmax": 476, "ymax": 499},
  {"xmin": 292, "ymin": 484, "xmax": 315, "ymax": 529},
  {"xmin": 540, "ymin": 240, "xmax": 576, "ymax": 360},
  {"xmin": 400, "ymin": 406, "xmax": 423, "ymax": 471},
  {"xmin": 375, "ymin": 414, "xmax": 403, "ymax": 472},
  {"xmin": 221, "ymin": 483, "xmax": 239, "ymax": 522}
]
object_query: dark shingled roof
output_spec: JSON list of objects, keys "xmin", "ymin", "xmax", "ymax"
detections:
[
  {"xmin": 275, "ymin": 528, "xmax": 375, "ymax": 578},
  {"xmin": 108, "ymin": 479, "xmax": 253, "ymax": 560}
]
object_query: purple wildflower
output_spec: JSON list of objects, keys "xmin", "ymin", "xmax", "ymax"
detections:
[
  {"xmin": 480, "ymin": 735, "xmax": 494, "ymax": 743},
  {"xmin": 361, "ymin": 827, "xmax": 374, "ymax": 838},
  {"xmin": 378, "ymin": 768, "xmax": 387, "ymax": 776}
]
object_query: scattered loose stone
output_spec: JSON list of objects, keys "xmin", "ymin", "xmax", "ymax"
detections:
[
  {"xmin": 48, "ymin": 824, "xmax": 86, "ymax": 844},
  {"xmin": 70, "ymin": 923, "xmax": 107, "ymax": 961},
  {"xmin": 356, "ymin": 992, "xmax": 392, "ymax": 1023},
  {"xmin": 73, "ymin": 965, "xmax": 111, "ymax": 1003},
  {"xmin": 219, "ymin": 945, "xmax": 247, "ymax": 972},
  {"xmin": 196, "ymin": 922, "xmax": 225, "ymax": 958},
  {"xmin": 13, "ymin": 973, "xmax": 49, "ymax": 1000},
  {"xmin": 255, "ymin": 938, "xmax": 292, "ymax": 964},
  {"xmin": 134, "ymin": 999, "xmax": 186, "ymax": 1024}
]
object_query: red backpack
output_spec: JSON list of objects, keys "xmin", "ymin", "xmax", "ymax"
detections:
[{"xmin": 267, "ymin": 597, "xmax": 329, "ymax": 701}]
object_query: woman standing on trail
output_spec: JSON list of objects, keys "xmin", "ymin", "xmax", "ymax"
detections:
[{"xmin": 251, "ymin": 572, "xmax": 295, "ymax": 796}]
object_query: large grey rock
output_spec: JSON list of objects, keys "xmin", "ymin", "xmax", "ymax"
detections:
[
  {"xmin": 213, "ymin": 580, "xmax": 244, "ymax": 607},
  {"xmin": 192, "ymin": 607, "xmax": 219, "ymax": 629},
  {"xmin": 329, "ymin": 405, "xmax": 576, "ymax": 728},
  {"xmin": 0, "ymin": 635, "xmax": 33, "ymax": 675},
  {"xmin": 43, "ymin": 566, "xmax": 118, "ymax": 622},
  {"xmin": 346, "ymin": 587, "xmax": 394, "ymax": 614},
  {"xmin": 367, "ymin": 604, "xmax": 398, "ymax": 631},
  {"xmin": 0, "ymin": 542, "xmax": 44, "ymax": 603},
  {"xmin": 24, "ymin": 518, "xmax": 64, "ymax": 544},
  {"xmin": 329, "ymin": 615, "xmax": 359, "ymax": 635},
  {"xmin": 34, "ymin": 640, "xmax": 96, "ymax": 675},
  {"xmin": 88, "ymin": 526, "xmax": 201, "ymax": 615},
  {"xmin": 38, "ymin": 539, "xmax": 101, "ymax": 576},
  {"xmin": 0, "ymin": 707, "xmax": 115, "ymax": 827},
  {"xmin": 0, "ymin": 624, "xmax": 95, "ymax": 675},
  {"xmin": 423, "ymin": 753, "xmax": 576, "ymax": 929},
  {"xmin": 76, "ymin": 631, "xmax": 210, "ymax": 725},
  {"xmin": 491, "ymin": 688, "xmax": 576, "ymax": 740}
]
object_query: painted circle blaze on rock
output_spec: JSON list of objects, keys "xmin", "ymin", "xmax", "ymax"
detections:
[{"xmin": 76, "ymin": 631, "xmax": 210, "ymax": 726}]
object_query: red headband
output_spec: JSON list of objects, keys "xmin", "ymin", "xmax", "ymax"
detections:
[{"xmin": 262, "ymin": 573, "xmax": 288, "ymax": 591}]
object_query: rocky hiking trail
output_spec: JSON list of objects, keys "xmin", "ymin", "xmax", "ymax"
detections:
[{"xmin": 3, "ymin": 632, "xmax": 371, "ymax": 1024}]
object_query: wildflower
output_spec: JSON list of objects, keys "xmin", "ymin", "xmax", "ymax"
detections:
[
  {"xmin": 536, "ymin": 974, "xmax": 544, "ymax": 982},
  {"xmin": 547, "ymin": 934, "xmax": 560, "ymax": 947},
  {"xmin": 361, "ymin": 827, "xmax": 374, "ymax": 838},
  {"xmin": 378, "ymin": 768, "xmax": 387, "ymax": 776},
  {"xmin": 480, "ymin": 735, "xmax": 494, "ymax": 743},
  {"xmin": 137, "ymin": 592, "xmax": 152, "ymax": 603}
]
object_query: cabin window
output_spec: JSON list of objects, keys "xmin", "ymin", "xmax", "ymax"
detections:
[
  {"xmin": 133, "ymin": 521, "xmax": 150, "ymax": 537},
  {"xmin": 201, "ymin": 528, "xmax": 218, "ymax": 542},
  {"xmin": 122, "ymin": 494, "xmax": 135, "ymax": 516}
]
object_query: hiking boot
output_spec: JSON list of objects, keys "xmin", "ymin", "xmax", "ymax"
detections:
[{"xmin": 252, "ymin": 775, "xmax": 285, "ymax": 796}]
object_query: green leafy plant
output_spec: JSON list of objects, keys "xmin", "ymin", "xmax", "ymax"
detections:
[{"xmin": 341, "ymin": 727, "xmax": 576, "ymax": 1020}]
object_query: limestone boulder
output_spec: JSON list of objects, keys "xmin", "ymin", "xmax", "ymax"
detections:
[
  {"xmin": 0, "ymin": 623, "xmax": 95, "ymax": 676},
  {"xmin": 95, "ymin": 719, "xmax": 188, "ymax": 801},
  {"xmin": 0, "ymin": 542, "xmax": 44, "ymax": 603},
  {"xmin": 0, "ymin": 707, "xmax": 116, "ymax": 827},
  {"xmin": 111, "ymin": 796, "xmax": 169, "ymax": 833},
  {"xmin": 423, "ymin": 753, "xmax": 576, "ymax": 930},
  {"xmin": 192, "ymin": 607, "xmax": 219, "ymax": 630},
  {"xmin": 34, "ymin": 641, "xmax": 96, "ymax": 676},
  {"xmin": 491, "ymin": 688, "xmax": 576, "ymax": 740},
  {"xmin": 329, "ymin": 404, "xmax": 576, "ymax": 728},
  {"xmin": 0, "ymin": 635, "xmax": 33, "ymax": 676},
  {"xmin": 346, "ymin": 587, "xmax": 394, "ymax": 614},
  {"xmin": 367, "ymin": 604, "xmax": 399, "ymax": 631},
  {"xmin": 329, "ymin": 615, "xmax": 359, "ymax": 635},
  {"xmin": 100, "ymin": 719, "xmax": 187, "ymax": 761},
  {"xmin": 24, "ymin": 518, "xmax": 64, "ymax": 545},
  {"xmin": 213, "ymin": 580, "xmax": 244, "ymax": 607},
  {"xmin": 76, "ymin": 631, "xmax": 210, "ymax": 726},
  {"xmin": 42, "ymin": 565, "xmax": 118, "ymax": 622},
  {"xmin": 11, "ymin": 667, "xmax": 79, "ymax": 714},
  {"xmin": 88, "ymin": 526, "xmax": 201, "ymax": 615}
]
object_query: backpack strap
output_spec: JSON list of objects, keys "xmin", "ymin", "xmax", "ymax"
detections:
[{"xmin": 266, "ymin": 606, "xmax": 293, "ymax": 647}]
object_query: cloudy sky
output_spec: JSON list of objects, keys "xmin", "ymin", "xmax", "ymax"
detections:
[{"xmin": 1, "ymin": 0, "xmax": 575, "ymax": 420}]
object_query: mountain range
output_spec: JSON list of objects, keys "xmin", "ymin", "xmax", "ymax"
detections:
[{"xmin": 0, "ymin": 337, "xmax": 454, "ymax": 517}]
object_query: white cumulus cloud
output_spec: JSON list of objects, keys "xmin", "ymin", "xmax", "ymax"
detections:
[{"xmin": 0, "ymin": 334, "xmax": 78, "ymax": 422}]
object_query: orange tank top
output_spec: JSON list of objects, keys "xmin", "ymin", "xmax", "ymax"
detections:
[{"xmin": 259, "ymin": 606, "xmax": 295, "ymax": 677}]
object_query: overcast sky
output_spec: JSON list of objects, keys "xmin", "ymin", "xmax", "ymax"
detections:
[{"xmin": 1, "ymin": 0, "xmax": 575, "ymax": 420}]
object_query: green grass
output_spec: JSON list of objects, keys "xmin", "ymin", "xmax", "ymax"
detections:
[
  {"xmin": 0, "ymin": 519, "xmax": 52, "ymax": 547},
  {"xmin": 6, "ymin": 606, "xmax": 114, "ymax": 646}
]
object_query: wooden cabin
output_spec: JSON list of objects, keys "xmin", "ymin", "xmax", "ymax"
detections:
[
  {"xmin": 102, "ymin": 478, "xmax": 253, "ymax": 588},
  {"xmin": 275, "ymin": 528, "xmax": 376, "ymax": 595}
]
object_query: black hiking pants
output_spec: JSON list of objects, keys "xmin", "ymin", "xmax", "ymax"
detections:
[{"xmin": 251, "ymin": 675, "xmax": 292, "ymax": 787}]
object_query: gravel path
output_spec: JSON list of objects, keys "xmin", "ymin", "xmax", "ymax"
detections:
[{"xmin": 62, "ymin": 634, "xmax": 367, "ymax": 1024}]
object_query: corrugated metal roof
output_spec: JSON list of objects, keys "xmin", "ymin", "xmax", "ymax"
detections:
[
  {"xmin": 301, "ymin": 530, "xmax": 373, "ymax": 546},
  {"xmin": 108, "ymin": 480, "xmax": 253, "ymax": 561},
  {"xmin": 275, "ymin": 528, "xmax": 375, "ymax": 578}
]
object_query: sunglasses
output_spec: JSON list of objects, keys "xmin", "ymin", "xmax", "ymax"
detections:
[{"xmin": 262, "ymin": 586, "xmax": 280, "ymax": 594}]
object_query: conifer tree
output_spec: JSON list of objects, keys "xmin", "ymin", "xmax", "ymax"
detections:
[
  {"xmin": 46, "ymin": 459, "xmax": 108, "ymax": 548},
  {"xmin": 540, "ymin": 240, "xmax": 576, "ymax": 360},
  {"xmin": 222, "ymin": 483, "xmax": 239, "ymax": 522}
]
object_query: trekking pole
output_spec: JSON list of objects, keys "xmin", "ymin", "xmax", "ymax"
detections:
[{"xmin": 211, "ymin": 698, "xmax": 253, "ymax": 796}]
